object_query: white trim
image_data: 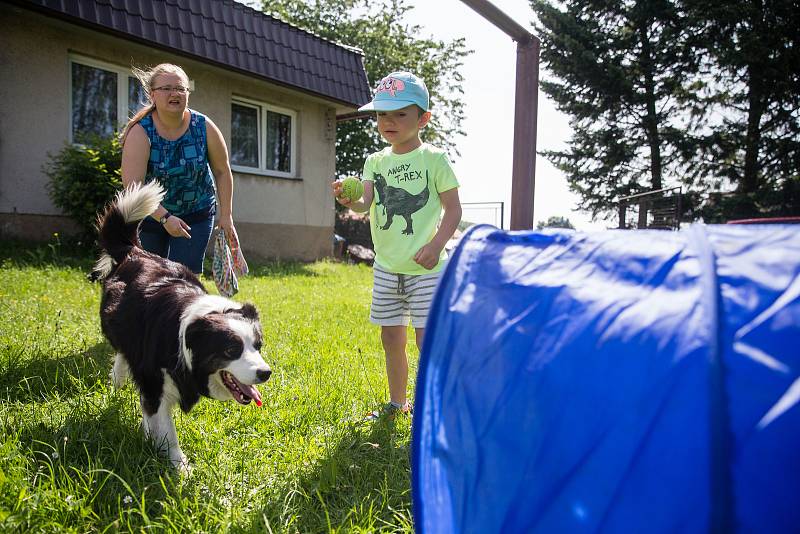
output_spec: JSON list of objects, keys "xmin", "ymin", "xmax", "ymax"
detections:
[
  {"xmin": 231, "ymin": 165, "xmax": 297, "ymax": 180},
  {"xmin": 231, "ymin": 95, "xmax": 297, "ymax": 178}
]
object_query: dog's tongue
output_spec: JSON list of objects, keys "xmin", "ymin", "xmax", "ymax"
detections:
[{"xmin": 232, "ymin": 375, "xmax": 262, "ymax": 407}]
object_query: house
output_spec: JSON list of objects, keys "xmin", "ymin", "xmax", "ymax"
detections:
[{"xmin": 0, "ymin": 0, "xmax": 372, "ymax": 261}]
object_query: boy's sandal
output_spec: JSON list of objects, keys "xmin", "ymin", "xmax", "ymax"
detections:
[{"xmin": 362, "ymin": 402, "xmax": 413, "ymax": 422}]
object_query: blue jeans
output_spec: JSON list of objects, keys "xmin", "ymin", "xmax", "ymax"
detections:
[{"xmin": 138, "ymin": 216, "xmax": 214, "ymax": 274}]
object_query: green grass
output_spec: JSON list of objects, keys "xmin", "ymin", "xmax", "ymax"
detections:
[{"xmin": 0, "ymin": 238, "xmax": 418, "ymax": 533}]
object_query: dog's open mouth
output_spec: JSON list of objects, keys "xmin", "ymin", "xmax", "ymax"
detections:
[{"xmin": 220, "ymin": 370, "xmax": 262, "ymax": 406}]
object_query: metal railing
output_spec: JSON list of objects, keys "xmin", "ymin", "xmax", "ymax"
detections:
[
  {"xmin": 461, "ymin": 201, "xmax": 505, "ymax": 229},
  {"xmin": 618, "ymin": 187, "xmax": 682, "ymax": 230}
]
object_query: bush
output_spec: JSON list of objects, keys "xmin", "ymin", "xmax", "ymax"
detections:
[
  {"xmin": 335, "ymin": 209, "xmax": 373, "ymax": 249},
  {"xmin": 699, "ymin": 176, "xmax": 800, "ymax": 223},
  {"xmin": 44, "ymin": 134, "xmax": 122, "ymax": 239}
]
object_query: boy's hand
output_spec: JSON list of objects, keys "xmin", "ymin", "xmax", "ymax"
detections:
[
  {"xmin": 414, "ymin": 242, "xmax": 442, "ymax": 270},
  {"xmin": 331, "ymin": 180, "xmax": 354, "ymax": 208}
]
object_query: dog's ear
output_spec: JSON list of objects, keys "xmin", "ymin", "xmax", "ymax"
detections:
[
  {"xmin": 238, "ymin": 303, "xmax": 259, "ymax": 321},
  {"xmin": 184, "ymin": 314, "xmax": 227, "ymax": 351},
  {"xmin": 184, "ymin": 316, "xmax": 208, "ymax": 352}
]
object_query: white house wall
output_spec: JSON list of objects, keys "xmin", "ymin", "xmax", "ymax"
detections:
[{"xmin": 0, "ymin": 5, "xmax": 342, "ymax": 260}]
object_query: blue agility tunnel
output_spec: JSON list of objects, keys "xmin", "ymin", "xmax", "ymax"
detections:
[{"xmin": 412, "ymin": 224, "xmax": 800, "ymax": 533}]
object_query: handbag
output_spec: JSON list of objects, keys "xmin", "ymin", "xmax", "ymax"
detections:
[{"xmin": 212, "ymin": 228, "xmax": 249, "ymax": 297}]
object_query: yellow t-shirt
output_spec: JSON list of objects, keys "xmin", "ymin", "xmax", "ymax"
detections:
[{"xmin": 363, "ymin": 144, "xmax": 459, "ymax": 274}]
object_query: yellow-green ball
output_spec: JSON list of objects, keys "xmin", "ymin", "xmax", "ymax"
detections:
[{"xmin": 341, "ymin": 176, "xmax": 364, "ymax": 201}]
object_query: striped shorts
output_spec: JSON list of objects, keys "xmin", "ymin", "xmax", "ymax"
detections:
[{"xmin": 370, "ymin": 264, "xmax": 442, "ymax": 328}]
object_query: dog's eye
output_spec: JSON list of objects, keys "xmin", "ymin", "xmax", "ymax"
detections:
[{"xmin": 254, "ymin": 341, "xmax": 262, "ymax": 351}]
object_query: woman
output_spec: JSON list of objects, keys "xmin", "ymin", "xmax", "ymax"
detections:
[{"xmin": 120, "ymin": 63, "xmax": 236, "ymax": 274}]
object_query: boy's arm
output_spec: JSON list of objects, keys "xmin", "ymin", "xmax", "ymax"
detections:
[
  {"xmin": 333, "ymin": 180, "xmax": 374, "ymax": 213},
  {"xmin": 413, "ymin": 187, "xmax": 462, "ymax": 270}
]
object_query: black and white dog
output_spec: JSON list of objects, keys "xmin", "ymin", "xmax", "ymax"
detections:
[{"xmin": 95, "ymin": 182, "xmax": 270, "ymax": 469}]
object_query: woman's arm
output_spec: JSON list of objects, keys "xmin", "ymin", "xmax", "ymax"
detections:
[
  {"xmin": 206, "ymin": 118, "xmax": 235, "ymax": 240},
  {"xmin": 121, "ymin": 122, "xmax": 190, "ymax": 238},
  {"xmin": 121, "ymin": 124, "xmax": 149, "ymax": 189}
]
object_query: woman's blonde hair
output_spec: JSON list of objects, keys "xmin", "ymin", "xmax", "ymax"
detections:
[{"xmin": 120, "ymin": 63, "xmax": 189, "ymax": 145}]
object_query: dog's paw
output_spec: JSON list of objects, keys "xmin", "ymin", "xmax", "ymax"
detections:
[{"xmin": 171, "ymin": 452, "xmax": 192, "ymax": 475}]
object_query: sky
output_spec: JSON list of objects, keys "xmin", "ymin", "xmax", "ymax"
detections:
[
  {"xmin": 239, "ymin": 0, "xmax": 605, "ymax": 230},
  {"xmin": 403, "ymin": 0, "xmax": 605, "ymax": 230}
]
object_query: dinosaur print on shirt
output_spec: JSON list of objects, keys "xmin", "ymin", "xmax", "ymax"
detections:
[
  {"xmin": 373, "ymin": 170, "xmax": 430, "ymax": 235},
  {"xmin": 363, "ymin": 144, "xmax": 459, "ymax": 274}
]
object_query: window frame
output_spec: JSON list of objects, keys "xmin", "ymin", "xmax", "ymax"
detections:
[
  {"xmin": 230, "ymin": 95, "xmax": 297, "ymax": 179},
  {"xmin": 68, "ymin": 54, "xmax": 137, "ymax": 144}
]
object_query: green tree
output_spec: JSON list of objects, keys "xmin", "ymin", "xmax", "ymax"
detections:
[
  {"xmin": 681, "ymin": 0, "xmax": 800, "ymax": 220},
  {"xmin": 260, "ymin": 0, "xmax": 469, "ymax": 179},
  {"xmin": 530, "ymin": 0, "xmax": 699, "ymax": 220},
  {"xmin": 536, "ymin": 216, "xmax": 575, "ymax": 229}
]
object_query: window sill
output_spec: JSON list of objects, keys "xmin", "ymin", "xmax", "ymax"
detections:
[{"xmin": 231, "ymin": 165, "xmax": 298, "ymax": 180}]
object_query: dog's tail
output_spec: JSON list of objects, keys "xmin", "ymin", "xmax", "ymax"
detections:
[{"xmin": 95, "ymin": 182, "xmax": 164, "ymax": 279}]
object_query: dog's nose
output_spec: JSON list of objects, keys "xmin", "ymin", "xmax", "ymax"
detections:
[{"xmin": 256, "ymin": 368, "xmax": 271, "ymax": 383}]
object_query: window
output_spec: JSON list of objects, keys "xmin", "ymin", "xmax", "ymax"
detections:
[
  {"xmin": 69, "ymin": 55, "xmax": 151, "ymax": 143},
  {"xmin": 231, "ymin": 97, "xmax": 296, "ymax": 178},
  {"xmin": 231, "ymin": 102, "xmax": 260, "ymax": 168},
  {"xmin": 128, "ymin": 77, "xmax": 149, "ymax": 118},
  {"xmin": 71, "ymin": 62, "xmax": 117, "ymax": 142}
]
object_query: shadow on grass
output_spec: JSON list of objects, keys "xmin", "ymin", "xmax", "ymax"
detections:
[
  {"xmin": 12, "ymin": 400, "xmax": 183, "ymax": 527},
  {"xmin": 231, "ymin": 260, "xmax": 320, "ymax": 279},
  {"xmin": 244, "ymin": 419, "xmax": 412, "ymax": 532},
  {"xmin": 1, "ymin": 237, "xmax": 324, "ymax": 281},
  {"xmin": 0, "ymin": 237, "xmax": 96, "ymax": 271},
  {"xmin": 0, "ymin": 342, "xmax": 113, "ymax": 403},
  {"xmin": 3, "ymin": 339, "xmax": 190, "ymax": 529}
]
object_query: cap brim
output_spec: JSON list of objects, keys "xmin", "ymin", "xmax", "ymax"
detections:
[{"xmin": 357, "ymin": 100, "xmax": 423, "ymax": 112}]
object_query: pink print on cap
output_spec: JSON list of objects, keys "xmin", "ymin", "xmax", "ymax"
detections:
[
  {"xmin": 358, "ymin": 71, "xmax": 429, "ymax": 112},
  {"xmin": 376, "ymin": 77, "xmax": 406, "ymax": 97}
]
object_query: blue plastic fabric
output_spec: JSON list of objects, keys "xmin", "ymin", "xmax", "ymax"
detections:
[{"xmin": 412, "ymin": 224, "xmax": 800, "ymax": 534}]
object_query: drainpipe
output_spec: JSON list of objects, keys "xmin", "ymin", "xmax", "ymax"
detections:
[{"xmin": 460, "ymin": 0, "xmax": 540, "ymax": 230}]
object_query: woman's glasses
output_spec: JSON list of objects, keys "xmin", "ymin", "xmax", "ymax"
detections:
[{"xmin": 153, "ymin": 86, "xmax": 190, "ymax": 94}]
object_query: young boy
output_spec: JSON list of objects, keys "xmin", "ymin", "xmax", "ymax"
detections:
[{"xmin": 333, "ymin": 71, "xmax": 462, "ymax": 421}]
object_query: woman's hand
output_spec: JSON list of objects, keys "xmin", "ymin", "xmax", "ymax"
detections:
[
  {"xmin": 216, "ymin": 212, "xmax": 236, "ymax": 245},
  {"xmin": 164, "ymin": 215, "xmax": 192, "ymax": 238}
]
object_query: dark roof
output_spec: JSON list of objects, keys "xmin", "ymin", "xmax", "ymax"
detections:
[{"xmin": 10, "ymin": 0, "xmax": 372, "ymax": 108}]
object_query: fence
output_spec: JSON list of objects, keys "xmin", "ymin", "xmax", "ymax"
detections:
[{"xmin": 461, "ymin": 201, "xmax": 505, "ymax": 230}]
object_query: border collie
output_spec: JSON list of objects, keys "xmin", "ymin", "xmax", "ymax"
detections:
[{"xmin": 95, "ymin": 182, "xmax": 270, "ymax": 469}]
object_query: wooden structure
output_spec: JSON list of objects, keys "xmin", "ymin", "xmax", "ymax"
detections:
[{"xmin": 618, "ymin": 187, "xmax": 683, "ymax": 230}]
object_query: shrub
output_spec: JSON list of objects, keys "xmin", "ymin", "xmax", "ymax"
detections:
[
  {"xmin": 699, "ymin": 176, "xmax": 800, "ymax": 223},
  {"xmin": 44, "ymin": 134, "xmax": 122, "ymax": 239},
  {"xmin": 335, "ymin": 209, "xmax": 373, "ymax": 249}
]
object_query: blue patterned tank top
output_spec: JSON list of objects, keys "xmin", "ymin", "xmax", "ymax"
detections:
[{"xmin": 140, "ymin": 109, "xmax": 216, "ymax": 218}]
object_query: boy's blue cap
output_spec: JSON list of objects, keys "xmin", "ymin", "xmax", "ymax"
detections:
[{"xmin": 358, "ymin": 71, "xmax": 429, "ymax": 112}]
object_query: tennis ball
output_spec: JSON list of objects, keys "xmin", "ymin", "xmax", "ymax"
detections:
[{"xmin": 341, "ymin": 176, "xmax": 364, "ymax": 202}]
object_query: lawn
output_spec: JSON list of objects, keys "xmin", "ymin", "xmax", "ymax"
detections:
[{"xmin": 0, "ymin": 238, "xmax": 417, "ymax": 533}]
